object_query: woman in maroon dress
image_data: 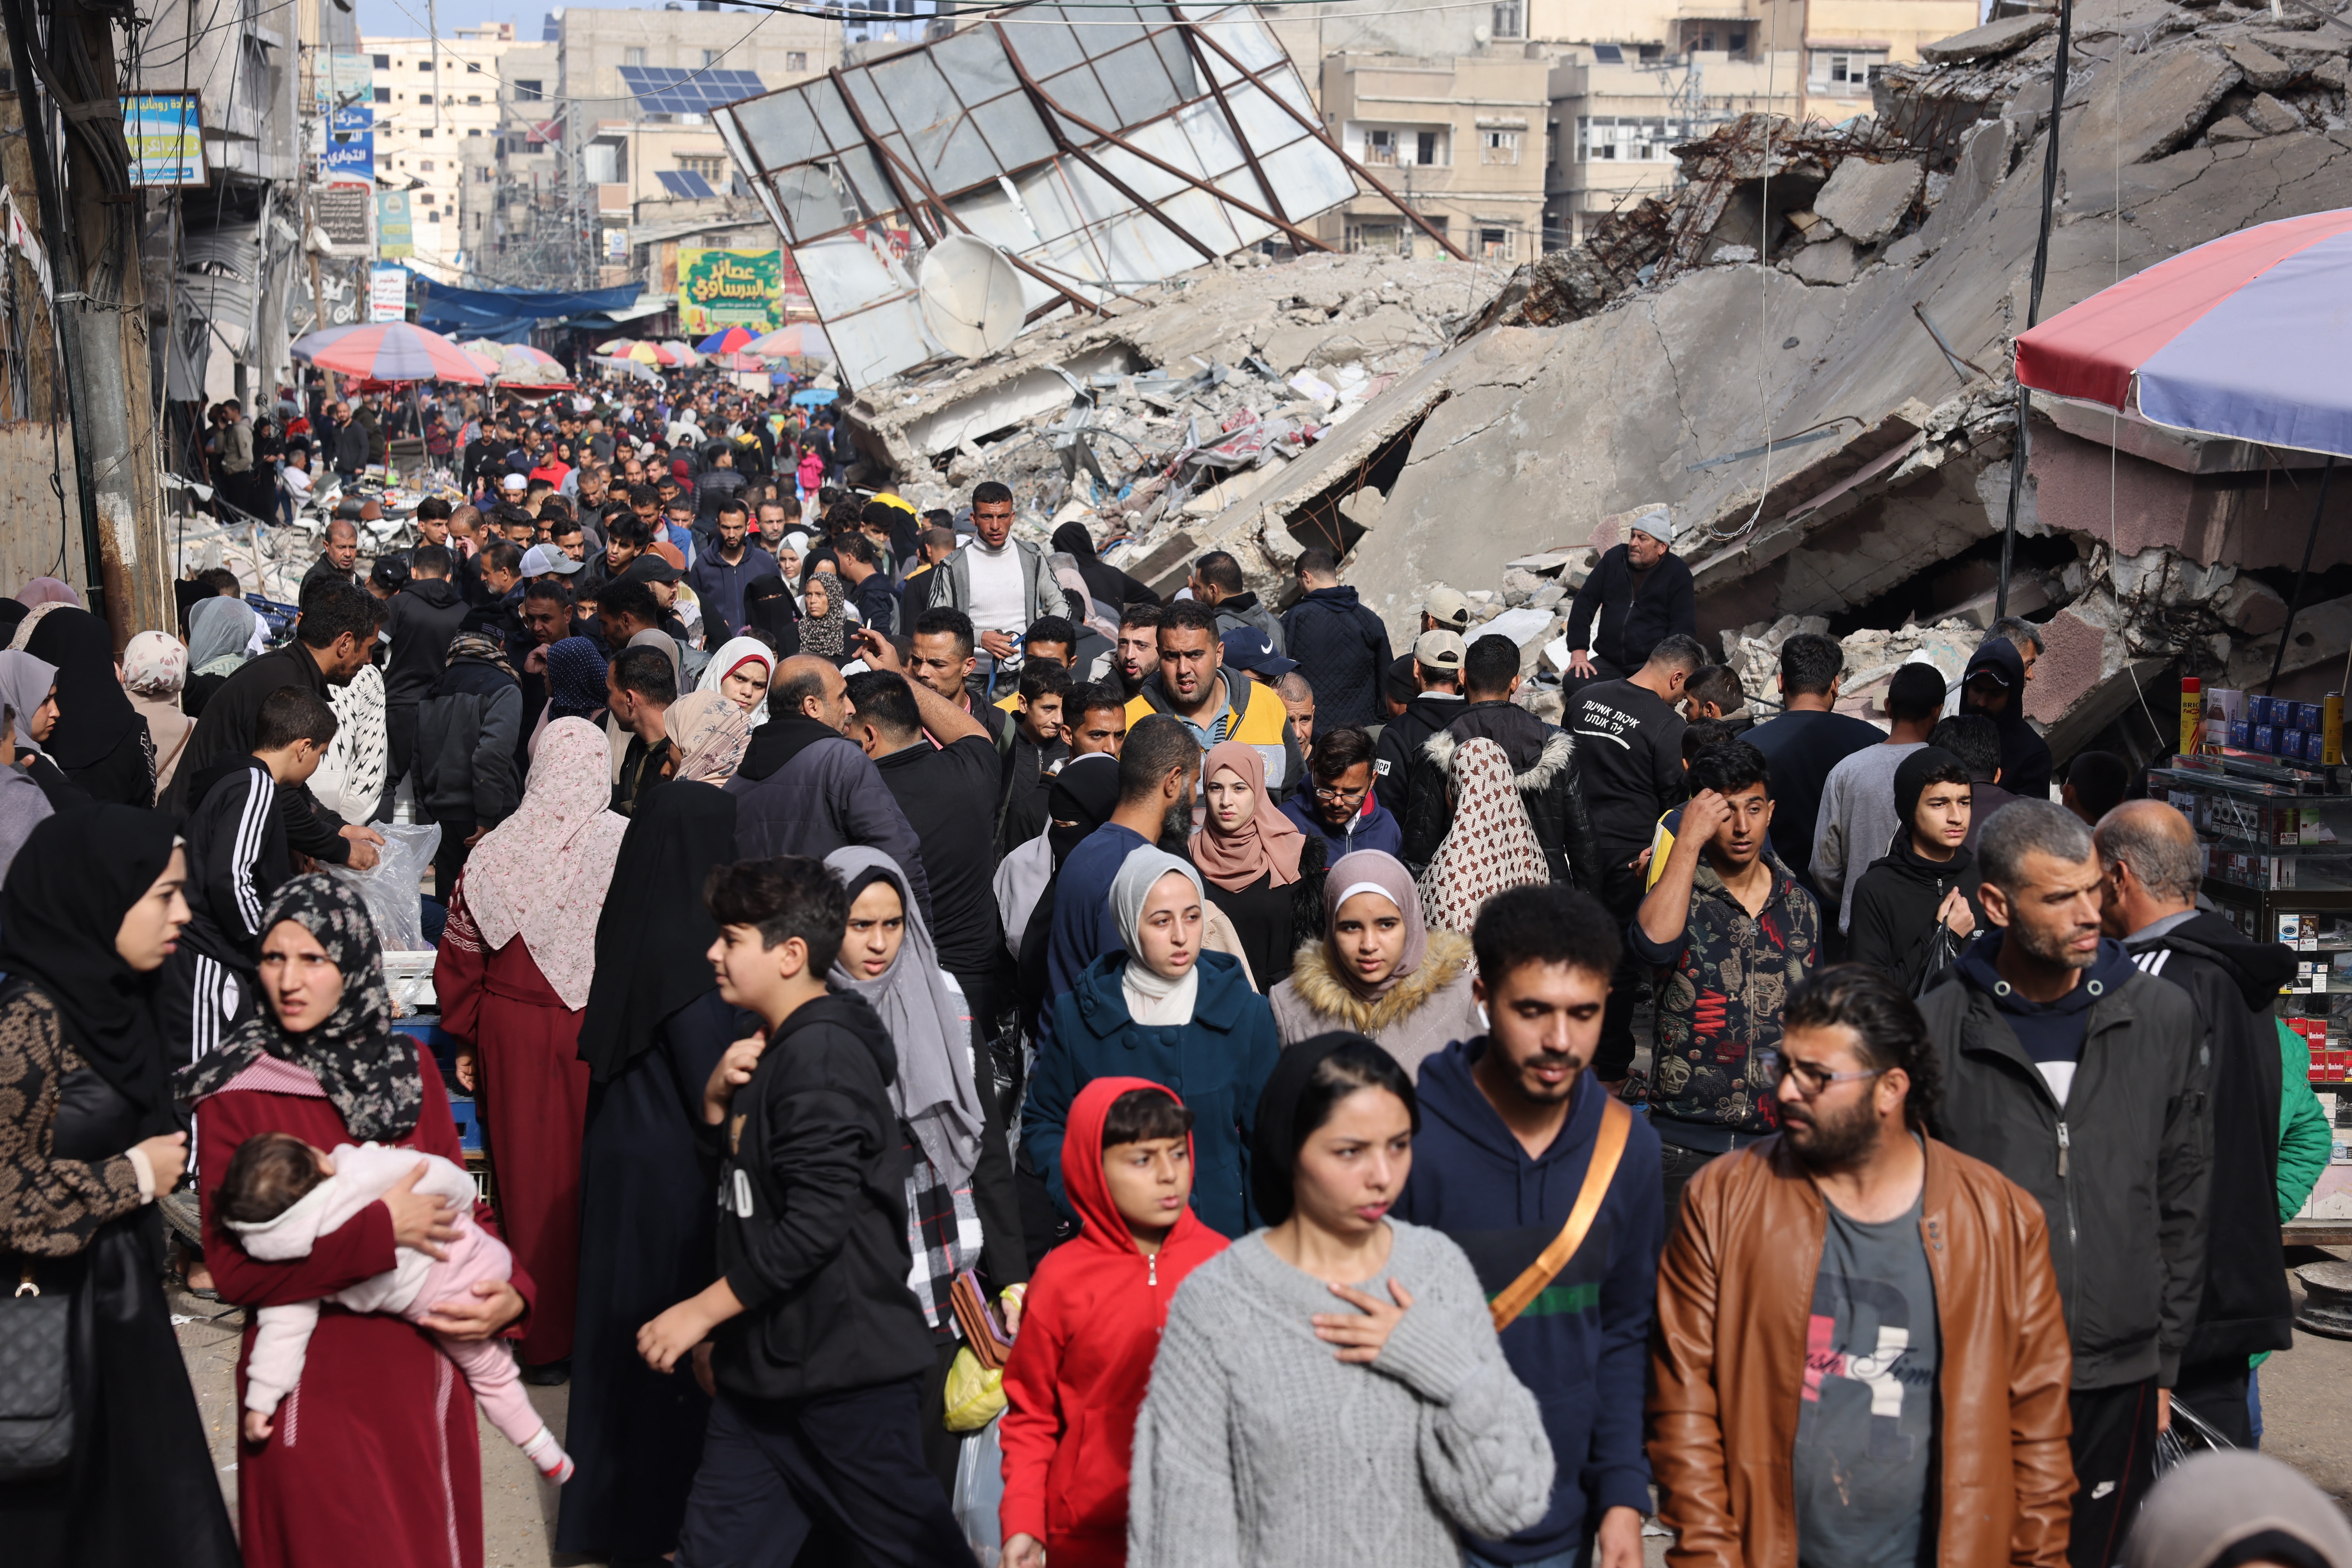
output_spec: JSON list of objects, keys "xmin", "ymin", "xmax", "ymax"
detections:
[
  {"xmin": 437, "ymin": 714, "xmax": 626, "ymax": 1375},
  {"xmin": 181, "ymin": 873, "xmax": 533, "ymax": 1568}
]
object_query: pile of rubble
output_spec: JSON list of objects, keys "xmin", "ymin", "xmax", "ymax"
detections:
[{"xmin": 840, "ymin": 0, "xmax": 2352, "ymax": 773}]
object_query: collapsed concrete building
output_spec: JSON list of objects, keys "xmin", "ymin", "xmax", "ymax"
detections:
[{"xmin": 827, "ymin": 0, "xmax": 2352, "ymax": 772}]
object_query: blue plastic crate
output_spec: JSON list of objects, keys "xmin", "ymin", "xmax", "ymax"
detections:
[
  {"xmin": 393, "ymin": 1019, "xmax": 461, "ymax": 1085},
  {"xmin": 446, "ymin": 1094, "xmax": 484, "ymax": 1153}
]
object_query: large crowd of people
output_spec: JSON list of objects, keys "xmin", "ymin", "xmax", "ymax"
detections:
[{"xmin": 0, "ymin": 376, "xmax": 2338, "ymax": 1568}]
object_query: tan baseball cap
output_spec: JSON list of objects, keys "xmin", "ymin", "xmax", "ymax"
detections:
[
  {"xmin": 1413, "ymin": 629, "xmax": 1466, "ymax": 670},
  {"xmin": 1424, "ymin": 586, "xmax": 1471, "ymax": 630}
]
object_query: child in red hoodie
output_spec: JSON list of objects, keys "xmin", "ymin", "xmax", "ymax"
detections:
[{"xmin": 999, "ymin": 1077, "xmax": 1227, "ymax": 1568}]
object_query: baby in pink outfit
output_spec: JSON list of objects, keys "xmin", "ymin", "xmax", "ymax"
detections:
[{"xmin": 216, "ymin": 1131, "xmax": 573, "ymax": 1483}]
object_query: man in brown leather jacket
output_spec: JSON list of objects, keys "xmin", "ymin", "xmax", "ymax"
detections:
[{"xmin": 1651, "ymin": 965, "xmax": 2074, "ymax": 1568}]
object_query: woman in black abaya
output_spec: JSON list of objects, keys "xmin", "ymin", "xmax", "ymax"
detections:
[
  {"xmin": 25, "ymin": 609, "xmax": 156, "ymax": 808},
  {"xmin": 0, "ymin": 806, "xmax": 239, "ymax": 1568},
  {"xmin": 556, "ymin": 779, "xmax": 748, "ymax": 1563}
]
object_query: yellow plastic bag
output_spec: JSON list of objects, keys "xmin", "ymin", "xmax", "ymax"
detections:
[{"xmin": 943, "ymin": 1345, "xmax": 1006, "ymax": 1432}]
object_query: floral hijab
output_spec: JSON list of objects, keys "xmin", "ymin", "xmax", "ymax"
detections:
[
  {"xmin": 799, "ymin": 569, "xmax": 848, "ymax": 659},
  {"xmin": 1418, "ymin": 736, "xmax": 1549, "ymax": 935},
  {"xmin": 667, "ymin": 689, "xmax": 752, "ymax": 784},
  {"xmin": 176, "ymin": 874, "xmax": 421, "ymax": 1141},
  {"xmin": 458, "ymin": 716, "xmax": 628, "ymax": 1010}
]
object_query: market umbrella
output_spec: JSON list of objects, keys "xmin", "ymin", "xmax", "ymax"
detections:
[
  {"xmin": 748, "ymin": 322, "xmax": 833, "ymax": 360},
  {"xmin": 790, "ymin": 387, "xmax": 837, "ymax": 407},
  {"xmin": 2016, "ymin": 207, "xmax": 2352, "ymax": 455},
  {"xmin": 2015, "ymin": 206, "xmax": 2352, "ymax": 688},
  {"xmin": 292, "ymin": 322, "xmax": 486, "ymax": 385},
  {"xmin": 596, "ymin": 337, "xmax": 640, "ymax": 354},
  {"xmin": 659, "ymin": 340, "xmax": 703, "ymax": 366},
  {"xmin": 697, "ymin": 325, "xmax": 758, "ymax": 354}
]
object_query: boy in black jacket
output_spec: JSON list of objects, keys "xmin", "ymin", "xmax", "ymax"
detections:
[
  {"xmin": 161, "ymin": 685, "xmax": 337, "ymax": 1064},
  {"xmin": 641, "ymin": 856, "xmax": 976, "ymax": 1567}
]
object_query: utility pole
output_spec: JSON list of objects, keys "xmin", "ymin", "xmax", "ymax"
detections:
[{"xmin": 0, "ymin": 0, "xmax": 166, "ymax": 642}]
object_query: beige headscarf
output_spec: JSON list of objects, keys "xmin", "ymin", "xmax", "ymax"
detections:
[{"xmin": 666, "ymin": 689, "xmax": 751, "ymax": 784}]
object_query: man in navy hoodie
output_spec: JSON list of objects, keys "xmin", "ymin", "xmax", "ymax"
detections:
[{"xmin": 1395, "ymin": 882, "xmax": 1662, "ymax": 1568}]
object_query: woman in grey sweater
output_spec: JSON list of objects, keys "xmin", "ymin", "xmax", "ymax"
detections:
[{"xmin": 1128, "ymin": 1034, "xmax": 1554, "ymax": 1567}]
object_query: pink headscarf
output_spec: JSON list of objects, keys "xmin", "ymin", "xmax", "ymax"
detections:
[
  {"xmin": 1189, "ymin": 739, "xmax": 1305, "ymax": 892},
  {"xmin": 458, "ymin": 716, "xmax": 628, "ymax": 1010},
  {"xmin": 15, "ymin": 577, "xmax": 79, "ymax": 609}
]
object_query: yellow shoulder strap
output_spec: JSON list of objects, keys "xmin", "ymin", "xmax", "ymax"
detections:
[{"xmin": 1489, "ymin": 1095, "xmax": 1634, "ymax": 1334}]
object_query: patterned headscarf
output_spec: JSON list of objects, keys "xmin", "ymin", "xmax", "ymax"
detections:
[
  {"xmin": 545, "ymin": 636, "xmax": 607, "ymax": 722},
  {"xmin": 122, "ymin": 631, "xmax": 188, "ymax": 699},
  {"xmin": 666, "ymin": 689, "xmax": 751, "ymax": 784},
  {"xmin": 456, "ymin": 716, "xmax": 628, "ymax": 1010},
  {"xmin": 443, "ymin": 627, "xmax": 516, "ymax": 680},
  {"xmin": 799, "ymin": 569, "xmax": 848, "ymax": 659},
  {"xmin": 176, "ymin": 873, "xmax": 422, "ymax": 1142},
  {"xmin": 1418, "ymin": 736, "xmax": 1548, "ymax": 935},
  {"xmin": 15, "ymin": 576, "xmax": 79, "ymax": 609}
]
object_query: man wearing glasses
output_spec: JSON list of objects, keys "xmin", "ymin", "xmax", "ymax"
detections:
[
  {"xmin": 1652, "ymin": 964, "xmax": 2073, "ymax": 1568},
  {"xmin": 1279, "ymin": 723, "xmax": 1402, "ymax": 861},
  {"xmin": 1633, "ymin": 738, "xmax": 1823, "ymax": 1215}
]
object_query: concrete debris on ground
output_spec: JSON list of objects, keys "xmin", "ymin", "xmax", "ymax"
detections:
[{"xmin": 843, "ymin": 0, "xmax": 2352, "ymax": 777}]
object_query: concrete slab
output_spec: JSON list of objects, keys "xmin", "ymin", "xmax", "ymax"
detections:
[
  {"xmin": 2208, "ymin": 115, "xmax": 2265, "ymax": 141},
  {"xmin": 2062, "ymin": 44, "xmax": 2241, "ymax": 168},
  {"xmin": 1915, "ymin": 119, "xmax": 2012, "ymax": 255},
  {"xmin": 2224, "ymin": 38, "xmax": 2299, "ymax": 89},
  {"xmin": 1920, "ymin": 12, "xmax": 2058, "ymax": 63},
  {"xmin": 1813, "ymin": 156, "xmax": 1926, "ymax": 245},
  {"xmin": 1790, "ymin": 236, "xmax": 1861, "ymax": 285},
  {"xmin": 2246, "ymin": 91, "xmax": 2305, "ymax": 134}
]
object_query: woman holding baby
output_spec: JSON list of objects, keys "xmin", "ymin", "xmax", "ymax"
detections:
[
  {"xmin": 179, "ymin": 869, "xmax": 538, "ymax": 1568},
  {"xmin": 0, "ymin": 805, "xmax": 239, "ymax": 1568}
]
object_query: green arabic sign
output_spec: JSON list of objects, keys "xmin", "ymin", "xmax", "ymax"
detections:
[{"xmin": 678, "ymin": 247, "xmax": 784, "ymax": 335}]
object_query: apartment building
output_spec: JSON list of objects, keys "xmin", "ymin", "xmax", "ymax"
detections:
[
  {"xmin": 1544, "ymin": 43, "xmax": 1802, "ymax": 247},
  {"xmin": 1315, "ymin": 50, "xmax": 1553, "ymax": 262},
  {"xmin": 362, "ymin": 23, "xmax": 518, "ymax": 281}
]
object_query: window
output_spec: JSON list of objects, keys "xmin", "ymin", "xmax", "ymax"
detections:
[
  {"xmin": 786, "ymin": 50, "xmax": 807, "ymax": 70},
  {"xmin": 1415, "ymin": 130, "xmax": 1438, "ymax": 166},
  {"xmin": 419, "ymin": 128, "xmax": 434, "ymax": 138},
  {"xmin": 1808, "ymin": 49, "xmax": 1887, "ymax": 93},
  {"xmin": 469, "ymin": 128, "xmax": 482, "ymax": 136},
  {"xmin": 420, "ymin": 160, "xmax": 435, "ymax": 172},
  {"xmin": 1729, "ymin": 29, "xmax": 1749, "ymax": 52},
  {"xmin": 703, "ymin": 49, "xmax": 722, "ymax": 66},
  {"xmin": 371, "ymin": 52, "xmax": 389, "ymax": 68},
  {"xmin": 624, "ymin": 47, "xmax": 647, "ymax": 67},
  {"xmin": 1481, "ymin": 130, "xmax": 1519, "ymax": 165},
  {"xmin": 1491, "ymin": 1, "xmax": 1522, "ymax": 37},
  {"xmin": 418, "ymin": 59, "xmax": 432, "ymax": 71},
  {"xmin": 1576, "ymin": 115, "xmax": 1673, "ymax": 161},
  {"xmin": 678, "ymin": 153, "xmax": 727, "ymax": 180},
  {"xmin": 467, "ymin": 61, "xmax": 483, "ymax": 72},
  {"xmin": 514, "ymin": 79, "xmax": 542, "ymax": 100},
  {"xmin": 373, "ymin": 86, "xmax": 390, "ymax": 102},
  {"xmin": 467, "ymin": 94, "xmax": 481, "ymax": 104},
  {"xmin": 1480, "ymin": 227, "xmax": 1512, "ymax": 260},
  {"xmin": 1364, "ymin": 127, "xmax": 1396, "ymax": 166},
  {"xmin": 477, "ymin": 166, "xmax": 494, "ymax": 183},
  {"xmin": 1547, "ymin": 120, "xmax": 1559, "ymax": 165}
]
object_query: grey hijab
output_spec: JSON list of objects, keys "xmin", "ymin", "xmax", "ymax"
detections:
[
  {"xmin": 823, "ymin": 845, "xmax": 985, "ymax": 1193},
  {"xmin": 0, "ymin": 650, "xmax": 57, "ymax": 759},
  {"xmin": 187, "ymin": 596, "xmax": 260, "ymax": 677},
  {"xmin": 1109, "ymin": 846, "xmax": 1205, "ymax": 952}
]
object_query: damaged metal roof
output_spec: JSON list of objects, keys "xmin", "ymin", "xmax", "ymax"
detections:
[{"xmin": 712, "ymin": 4, "xmax": 1358, "ymax": 391}]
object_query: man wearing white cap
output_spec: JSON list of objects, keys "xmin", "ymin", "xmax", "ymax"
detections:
[
  {"xmin": 520, "ymin": 543, "xmax": 583, "ymax": 582},
  {"xmin": 1562, "ymin": 505, "xmax": 1696, "ymax": 689}
]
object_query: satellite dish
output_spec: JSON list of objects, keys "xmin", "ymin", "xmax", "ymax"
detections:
[{"xmin": 919, "ymin": 234, "xmax": 1026, "ymax": 361}]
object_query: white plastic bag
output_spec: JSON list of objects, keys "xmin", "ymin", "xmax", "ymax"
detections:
[
  {"xmin": 952, "ymin": 1415, "xmax": 1006, "ymax": 1567},
  {"xmin": 328, "ymin": 821, "xmax": 442, "ymax": 953}
]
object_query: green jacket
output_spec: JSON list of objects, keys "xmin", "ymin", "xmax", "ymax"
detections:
[{"xmin": 2258, "ymin": 1020, "xmax": 2332, "ymax": 1370}]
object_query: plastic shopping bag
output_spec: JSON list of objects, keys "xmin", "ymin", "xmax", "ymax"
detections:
[
  {"xmin": 943, "ymin": 1344, "xmax": 1006, "ymax": 1432},
  {"xmin": 952, "ymin": 1414, "xmax": 1007, "ymax": 1567},
  {"xmin": 327, "ymin": 820, "xmax": 441, "ymax": 952},
  {"xmin": 2153, "ymin": 1393, "xmax": 2238, "ymax": 1476}
]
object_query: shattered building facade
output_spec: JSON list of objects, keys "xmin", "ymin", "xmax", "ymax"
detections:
[{"xmin": 739, "ymin": 0, "xmax": 2352, "ymax": 780}]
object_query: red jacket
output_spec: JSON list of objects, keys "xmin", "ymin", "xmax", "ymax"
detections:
[{"xmin": 998, "ymin": 1076, "xmax": 1225, "ymax": 1565}]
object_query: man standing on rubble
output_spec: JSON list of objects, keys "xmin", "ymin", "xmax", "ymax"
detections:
[
  {"xmin": 926, "ymin": 480, "xmax": 1069, "ymax": 701},
  {"xmin": 1281, "ymin": 547, "xmax": 1389, "ymax": 731},
  {"xmin": 1563, "ymin": 506, "xmax": 1696, "ymax": 690}
]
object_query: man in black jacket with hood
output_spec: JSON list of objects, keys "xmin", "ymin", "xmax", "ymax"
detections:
[
  {"xmin": 2098, "ymin": 798, "xmax": 2296, "ymax": 1445},
  {"xmin": 1918, "ymin": 797, "xmax": 2207, "ymax": 1568},
  {"xmin": 639, "ymin": 855, "xmax": 976, "ymax": 1566},
  {"xmin": 1401, "ymin": 632, "xmax": 1600, "ymax": 889},
  {"xmin": 1280, "ymin": 548, "xmax": 1390, "ymax": 731},
  {"xmin": 1959, "ymin": 637, "xmax": 2055, "ymax": 802},
  {"xmin": 380, "ymin": 543, "xmax": 471, "ymax": 821}
]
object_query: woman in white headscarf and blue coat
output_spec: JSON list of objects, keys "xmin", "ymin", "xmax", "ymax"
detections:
[
  {"xmin": 1022, "ymin": 845, "xmax": 1281, "ymax": 1240},
  {"xmin": 822, "ymin": 844, "xmax": 1027, "ymax": 1498}
]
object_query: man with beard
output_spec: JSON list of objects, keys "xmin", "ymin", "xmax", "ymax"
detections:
[
  {"xmin": 1394, "ymin": 884, "xmax": 1662, "ymax": 1568},
  {"xmin": 910, "ymin": 607, "xmax": 1016, "ymax": 752},
  {"xmin": 1113, "ymin": 602, "xmax": 1162, "ymax": 709},
  {"xmin": 1633, "ymin": 739, "xmax": 1821, "ymax": 1214},
  {"xmin": 1918, "ymin": 799, "xmax": 2207, "ymax": 1568},
  {"xmin": 1652, "ymin": 965, "xmax": 2073, "ymax": 1568}
]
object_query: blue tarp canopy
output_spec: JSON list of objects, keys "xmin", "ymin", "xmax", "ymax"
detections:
[{"xmin": 408, "ymin": 274, "xmax": 646, "ymax": 343}]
